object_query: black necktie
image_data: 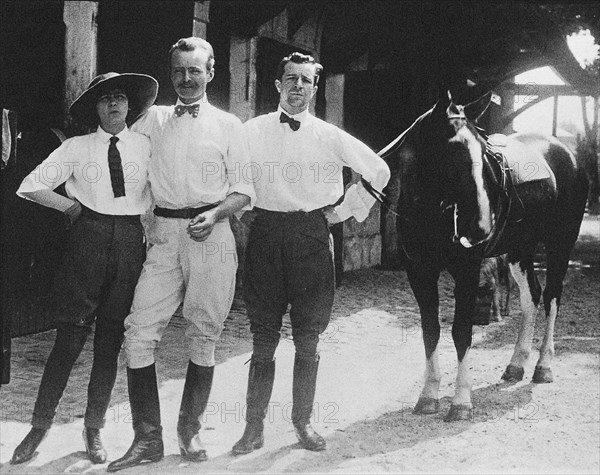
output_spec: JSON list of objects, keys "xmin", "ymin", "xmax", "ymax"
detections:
[
  {"xmin": 175, "ymin": 104, "xmax": 200, "ymax": 118},
  {"xmin": 108, "ymin": 136, "xmax": 126, "ymax": 197},
  {"xmin": 279, "ymin": 112, "xmax": 301, "ymax": 131}
]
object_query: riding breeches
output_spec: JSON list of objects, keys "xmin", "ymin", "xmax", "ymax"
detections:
[
  {"xmin": 244, "ymin": 208, "xmax": 335, "ymax": 362},
  {"xmin": 123, "ymin": 217, "xmax": 238, "ymax": 368},
  {"xmin": 32, "ymin": 211, "xmax": 145, "ymax": 429}
]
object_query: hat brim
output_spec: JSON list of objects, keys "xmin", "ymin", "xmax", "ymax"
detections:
[{"xmin": 69, "ymin": 73, "xmax": 158, "ymax": 127}]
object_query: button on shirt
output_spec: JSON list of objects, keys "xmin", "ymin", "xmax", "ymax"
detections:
[
  {"xmin": 244, "ymin": 107, "xmax": 390, "ymax": 222},
  {"xmin": 131, "ymin": 98, "xmax": 256, "ymax": 209},
  {"xmin": 17, "ymin": 127, "xmax": 152, "ymax": 215}
]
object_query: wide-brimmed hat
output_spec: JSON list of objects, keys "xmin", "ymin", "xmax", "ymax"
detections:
[{"xmin": 69, "ymin": 72, "xmax": 158, "ymax": 127}]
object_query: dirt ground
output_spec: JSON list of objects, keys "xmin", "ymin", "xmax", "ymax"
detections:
[{"xmin": 0, "ymin": 214, "xmax": 598, "ymax": 474}]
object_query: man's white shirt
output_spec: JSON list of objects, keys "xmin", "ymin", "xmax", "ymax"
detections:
[
  {"xmin": 244, "ymin": 106, "xmax": 390, "ymax": 222},
  {"xmin": 132, "ymin": 97, "xmax": 256, "ymax": 210}
]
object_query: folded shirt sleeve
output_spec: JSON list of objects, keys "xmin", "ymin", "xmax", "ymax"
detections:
[{"xmin": 332, "ymin": 128, "xmax": 391, "ymax": 222}]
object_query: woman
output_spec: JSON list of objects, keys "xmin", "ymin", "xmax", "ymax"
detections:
[{"xmin": 10, "ymin": 72, "xmax": 157, "ymax": 465}]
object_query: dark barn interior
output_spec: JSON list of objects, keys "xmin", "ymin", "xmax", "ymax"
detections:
[{"xmin": 1, "ymin": 1, "xmax": 598, "ymax": 340}]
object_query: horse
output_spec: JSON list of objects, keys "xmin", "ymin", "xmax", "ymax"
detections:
[{"xmin": 378, "ymin": 91, "xmax": 588, "ymax": 421}]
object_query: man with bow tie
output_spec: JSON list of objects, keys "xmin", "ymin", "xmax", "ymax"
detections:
[
  {"xmin": 232, "ymin": 52, "xmax": 390, "ymax": 454},
  {"xmin": 108, "ymin": 37, "xmax": 255, "ymax": 472}
]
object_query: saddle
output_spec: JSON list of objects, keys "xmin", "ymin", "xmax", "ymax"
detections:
[
  {"xmin": 487, "ymin": 134, "xmax": 556, "ymax": 187},
  {"xmin": 481, "ymin": 133, "xmax": 558, "ymax": 256}
]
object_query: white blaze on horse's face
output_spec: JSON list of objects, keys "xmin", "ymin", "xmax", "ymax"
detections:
[{"xmin": 447, "ymin": 115, "xmax": 492, "ymax": 243}]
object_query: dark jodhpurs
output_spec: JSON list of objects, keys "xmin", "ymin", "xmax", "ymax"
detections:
[
  {"xmin": 31, "ymin": 210, "xmax": 145, "ymax": 430},
  {"xmin": 243, "ymin": 208, "xmax": 335, "ymax": 361}
]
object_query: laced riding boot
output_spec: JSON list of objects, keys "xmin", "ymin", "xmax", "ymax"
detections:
[
  {"xmin": 106, "ymin": 364, "xmax": 163, "ymax": 472},
  {"xmin": 177, "ymin": 362, "xmax": 214, "ymax": 462},
  {"xmin": 291, "ymin": 354, "xmax": 326, "ymax": 451},
  {"xmin": 231, "ymin": 357, "xmax": 276, "ymax": 454},
  {"xmin": 82, "ymin": 428, "xmax": 107, "ymax": 464}
]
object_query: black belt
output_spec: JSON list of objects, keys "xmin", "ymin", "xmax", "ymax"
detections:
[
  {"xmin": 81, "ymin": 206, "xmax": 141, "ymax": 224},
  {"xmin": 253, "ymin": 206, "xmax": 328, "ymax": 219},
  {"xmin": 153, "ymin": 204, "xmax": 217, "ymax": 219}
]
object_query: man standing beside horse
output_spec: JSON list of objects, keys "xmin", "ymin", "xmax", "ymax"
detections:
[{"xmin": 232, "ymin": 52, "xmax": 390, "ymax": 454}]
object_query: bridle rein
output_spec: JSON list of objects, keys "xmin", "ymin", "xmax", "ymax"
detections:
[{"xmin": 364, "ymin": 111, "xmax": 515, "ymax": 257}]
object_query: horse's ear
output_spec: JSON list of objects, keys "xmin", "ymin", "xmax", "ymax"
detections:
[
  {"xmin": 464, "ymin": 91, "xmax": 492, "ymax": 121},
  {"xmin": 433, "ymin": 89, "xmax": 451, "ymax": 115}
]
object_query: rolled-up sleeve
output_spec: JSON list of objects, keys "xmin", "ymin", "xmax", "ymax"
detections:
[
  {"xmin": 333, "ymin": 128, "xmax": 391, "ymax": 222},
  {"xmin": 224, "ymin": 117, "xmax": 256, "ymax": 210}
]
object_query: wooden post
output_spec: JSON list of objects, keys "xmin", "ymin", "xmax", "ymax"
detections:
[
  {"xmin": 193, "ymin": 1, "xmax": 210, "ymax": 39},
  {"xmin": 500, "ymin": 83, "xmax": 516, "ymax": 134},
  {"xmin": 325, "ymin": 73, "xmax": 344, "ymax": 128},
  {"xmin": 552, "ymin": 93, "xmax": 558, "ymax": 137},
  {"xmin": 325, "ymin": 73, "xmax": 346, "ymax": 278},
  {"xmin": 63, "ymin": 1, "xmax": 98, "ymax": 122},
  {"xmin": 229, "ymin": 37, "xmax": 258, "ymax": 122}
]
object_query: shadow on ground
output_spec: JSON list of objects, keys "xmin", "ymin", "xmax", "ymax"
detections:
[{"xmin": 234, "ymin": 382, "xmax": 535, "ymax": 474}]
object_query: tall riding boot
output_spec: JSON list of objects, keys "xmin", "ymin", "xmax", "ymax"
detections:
[
  {"xmin": 292, "ymin": 354, "xmax": 326, "ymax": 451},
  {"xmin": 107, "ymin": 365, "xmax": 163, "ymax": 472},
  {"xmin": 177, "ymin": 361, "xmax": 214, "ymax": 462},
  {"xmin": 231, "ymin": 357, "xmax": 275, "ymax": 455}
]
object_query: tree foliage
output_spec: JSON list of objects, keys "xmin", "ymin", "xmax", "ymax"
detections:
[{"xmin": 540, "ymin": 4, "xmax": 600, "ymax": 77}]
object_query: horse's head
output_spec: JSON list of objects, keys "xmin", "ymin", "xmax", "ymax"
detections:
[
  {"xmin": 388, "ymin": 90, "xmax": 495, "ymax": 249},
  {"xmin": 436, "ymin": 91, "xmax": 495, "ymax": 248}
]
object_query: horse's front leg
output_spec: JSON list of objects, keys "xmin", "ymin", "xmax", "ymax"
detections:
[
  {"xmin": 503, "ymin": 257, "xmax": 541, "ymax": 382},
  {"xmin": 445, "ymin": 263, "xmax": 480, "ymax": 421},
  {"xmin": 407, "ymin": 266, "xmax": 441, "ymax": 414}
]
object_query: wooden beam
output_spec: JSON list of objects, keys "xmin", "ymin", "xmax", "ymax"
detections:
[
  {"xmin": 500, "ymin": 94, "xmax": 553, "ymax": 130},
  {"xmin": 504, "ymin": 83, "xmax": 580, "ymax": 97}
]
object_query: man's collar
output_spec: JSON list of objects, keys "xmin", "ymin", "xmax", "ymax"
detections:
[
  {"xmin": 175, "ymin": 95, "xmax": 209, "ymax": 107},
  {"xmin": 277, "ymin": 105, "xmax": 310, "ymax": 122}
]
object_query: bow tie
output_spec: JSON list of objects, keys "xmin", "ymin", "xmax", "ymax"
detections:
[
  {"xmin": 279, "ymin": 112, "xmax": 301, "ymax": 131},
  {"xmin": 175, "ymin": 104, "xmax": 200, "ymax": 118}
]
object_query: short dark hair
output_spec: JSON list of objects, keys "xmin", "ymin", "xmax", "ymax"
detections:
[
  {"xmin": 276, "ymin": 52, "xmax": 322, "ymax": 84},
  {"xmin": 168, "ymin": 37, "xmax": 215, "ymax": 71}
]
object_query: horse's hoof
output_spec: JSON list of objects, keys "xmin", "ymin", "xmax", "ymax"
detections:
[
  {"xmin": 532, "ymin": 366, "xmax": 553, "ymax": 383},
  {"xmin": 501, "ymin": 364, "xmax": 524, "ymax": 382},
  {"xmin": 490, "ymin": 313, "xmax": 502, "ymax": 323},
  {"xmin": 444, "ymin": 404, "xmax": 472, "ymax": 422},
  {"xmin": 413, "ymin": 397, "xmax": 440, "ymax": 414}
]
